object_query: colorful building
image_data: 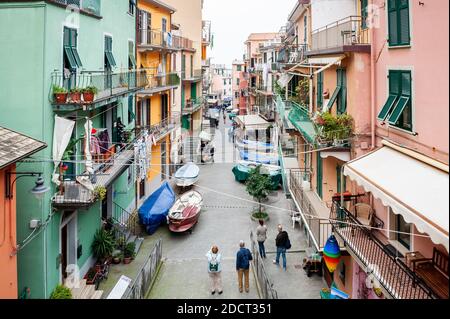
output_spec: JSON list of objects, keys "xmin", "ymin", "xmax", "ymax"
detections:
[
  {"xmin": 0, "ymin": 0, "xmax": 142, "ymax": 298},
  {"xmin": 232, "ymin": 60, "xmax": 245, "ymax": 110},
  {"xmin": 0, "ymin": 127, "xmax": 47, "ymax": 299}
]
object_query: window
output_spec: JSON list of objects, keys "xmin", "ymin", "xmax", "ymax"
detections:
[
  {"xmin": 104, "ymin": 36, "xmax": 116, "ymax": 68},
  {"xmin": 162, "ymin": 18, "xmax": 167, "ymax": 33},
  {"xmin": 128, "ymin": 40, "xmax": 136, "ymax": 70},
  {"xmin": 224, "ymin": 89, "xmax": 226, "ymax": 95},
  {"xmin": 361, "ymin": 0, "xmax": 368, "ymax": 29},
  {"xmin": 139, "ymin": 179, "xmax": 145, "ymax": 199},
  {"xmin": 63, "ymin": 27, "xmax": 82, "ymax": 70},
  {"xmin": 377, "ymin": 70, "xmax": 412, "ymax": 131},
  {"xmin": 128, "ymin": 0, "xmax": 135, "ymax": 15},
  {"xmin": 388, "ymin": 0, "xmax": 410, "ymax": 47},
  {"xmin": 190, "ymin": 55, "xmax": 193, "ymax": 78},
  {"xmin": 237, "ymin": 65, "xmax": 242, "ymax": 72},
  {"xmin": 304, "ymin": 15, "xmax": 308, "ymax": 43},
  {"xmin": 128, "ymin": 95, "xmax": 135, "ymax": 124},
  {"xmin": 396, "ymin": 214, "xmax": 411, "ymax": 250},
  {"xmin": 127, "ymin": 166, "xmax": 134, "ymax": 188},
  {"xmin": 339, "ymin": 260, "xmax": 346, "ymax": 285},
  {"xmin": 336, "ymin": 69, "xmax": 347, "ymax": 114},
  {"xmin": 224, "ymin": 79, "xmax": 227, "ymax": 86},
  {"xmin": 237, "ymin": 78, "xmax": 240, "ymax": 86},
  {"xmin": 317, "ymin": 72, "xmax": 324, "ymax": 109}
]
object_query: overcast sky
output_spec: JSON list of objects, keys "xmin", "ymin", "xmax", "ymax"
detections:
[{"xmin": 202, "ymin": 0, "xmax": 297, "ymax": 67}]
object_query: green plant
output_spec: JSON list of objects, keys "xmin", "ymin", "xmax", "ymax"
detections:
[
  {"xmin": 252, "ymin": 211, "xmax": 269, "ymax": 220},
  {"xmin": 92, "ymin": 229, "xmax": 115, "ymax": 260},
  {"xmin": 294, "ymin": 78, "xmax": 310, "ymax": 106},
  {"xmin": 274, "ymin": 81, "xmax": 286, "ymax": 96},
  {"xmin": 246, "ymin": 165, "xmax": 273, "ymax": 214},
  {"xmin": 82, "ymin": 86, "xmax": 99, "ymax": 94},
  {"xmin": 70, "ymin": 87, "xmax": 82, "ymax": 93},
  {"xmin": 94, "ymin": 186, "xmax": 107, "ymax": 201},
  {"xmin": 50, "ymin": 285, "xmax": 72, "ymax": 299},
  {"xmin": 315, "ymin": 112, "xmax": 353, "ymax": 142},
  {"xmin": 62, "ymin": 137, "xmax": 83, "ymax": 161},
  {"xmin": 124, "ymin": 242, "xmax": 136, "ymax": 259},
  {"xmin": 53, "ymin": 85, "xmax": 68, "ymax": 94}
]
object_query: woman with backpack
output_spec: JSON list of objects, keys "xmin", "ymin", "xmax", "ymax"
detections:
[
  {"xmin": 206, "ymin": 245, "xmax": 223, "ymax": 295},
  {"xmin": 273, "ymin": 224, "xmax": 290, "ymax": 271}
]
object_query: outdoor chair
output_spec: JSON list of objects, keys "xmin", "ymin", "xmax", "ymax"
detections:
[{"xmin": 354, "ymin": 203, "xmax": 374, "ymax": 228}]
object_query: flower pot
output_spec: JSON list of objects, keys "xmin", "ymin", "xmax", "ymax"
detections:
[
  {"xmin": 70, "ymin": 92, "xmax": 82, "ymax": 103},
  {"xmin": 112, "ymin": 257, "xmax": 121, "ymax": 264},
  {"xmin": 54, "ymin": 93, "xmax": 68, "ymax": 104},
  {"xmin": 123, "ymin": 257, "xmax": 132, "ymax": 264},
  {"xmin": 83, "ymin": 92, "xmax": 95, "ymax": 102}
]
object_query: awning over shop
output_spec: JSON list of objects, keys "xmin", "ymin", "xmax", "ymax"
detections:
[
  {"xmin": 235, "ymin": 115, "xmax": 272, "ymax": 130},
  {"xmin": 321, "ymin": 151, "xmax": 351, "ymax": 162},
  {"xmin": 288, "ymin": 104, "xmax": 316, "ymax": 144},
  {"xmin": 344, "ymin": 141, "xmax": 449, "ymax": 251}
]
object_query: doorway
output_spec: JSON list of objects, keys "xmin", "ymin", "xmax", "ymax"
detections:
[{"xmin": 60, "ymin": 211, "xmax": 77, "ymax": 283}]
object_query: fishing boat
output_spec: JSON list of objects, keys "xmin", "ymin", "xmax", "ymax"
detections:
[
  {"xmin": 138, "ymin": 182, "xmax": 176, "ymax": 235},
  {"xmin": 168, "ymin": 190, "xmax": 203, "ymax": 233},
  {"xmin": 175, "ymin": 162, "xmax": 200, "ymax": 187},
  {"xmin": 232, "ymin": 161, "xmax": 282, "ymax": 190}
]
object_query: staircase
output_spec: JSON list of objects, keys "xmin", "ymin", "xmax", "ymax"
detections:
[
  {"xmin": 109, "ymin": 203, "xmax": 144, "ymax": 257},
  {"xmin": 70, "ymin": 279, "xmax": 103, "ymax": 299}
]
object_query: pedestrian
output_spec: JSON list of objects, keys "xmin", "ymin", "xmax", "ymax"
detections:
[
  {"xmin": 273, "ymin": 224, "xmax": 291, "ymax": 271},
  {"xmin": 223, "ymin": 111, "xmax": 227, "ymax": 124},
  {"xmin": 236, "ymin": 240, "xmax": 253, "ymax": 293},
  {"xmin": 256, "ymin": 220, "xmax": 268, "ymax": 258},
  {"xmin": 206, "ymin": 245, "xmax": 223, "ymax": 295},
  {"xmin": 210, "ymin": 143, "xmax": 215, "ymax": 163}
]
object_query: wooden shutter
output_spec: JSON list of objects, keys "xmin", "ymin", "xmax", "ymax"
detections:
[
  {"xmin": 388, "ymin": 0, "xmax": 398, "ymax": 45},
  {"xmin": 398, "ymin": 0, "xmax": 410, "ymax": 45}
]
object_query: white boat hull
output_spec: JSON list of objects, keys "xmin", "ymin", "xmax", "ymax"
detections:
[{"xmin": 175, "ymin": 176, "xmax": 199, "ymax": 187}]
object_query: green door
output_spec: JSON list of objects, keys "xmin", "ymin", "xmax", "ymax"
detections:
[
  {"xmin": 182, "ymin": 115, "xmax": 190, "ymax": 130},
  {"xmin": 181, "ymin": 85, "xmax": 185, "ymax": 109},
  {"xmin": 316, "ymin": 153, "xmax": 323, "ymax": 199},
  {"xmin": 337, "ymin": 69, "xmax": 347, "ymax": 115},
  {"xmin": 191, "ymin": 83, "xmax": 197, "ymax": 100},
  {"xmin": 336, "ymin": 165, "xmax": 346, "ymax": 194}
]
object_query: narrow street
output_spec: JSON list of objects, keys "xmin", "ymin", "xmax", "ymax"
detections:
[{"xmin": 145, "ymin": 116, "xmax": 325, "ymax": 299}]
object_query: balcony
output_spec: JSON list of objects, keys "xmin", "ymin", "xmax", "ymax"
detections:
[
  {"xmin": 138, "ymin": 73, "xmax": 180, "ymax": 96},
  {"xmin": 256, "ymin": 85, "xmax": 273, "ymax": 96},
  {"xmin": 173, "ymin": 35, "xmax": 195, "ymax": 52},
  {"xmin": 202, "ymin": 20, "xmax": 212, "ymax": 45},
  {"xmin": 137, "ymin": 29, "xmax": 178, "ymax": 52},
  {"xmin": 52, "ymin": 130, "xmax": 141, "ymax": 209},
  {"xmin": 330, "ymin": 199, "xmax": 441, "ymax": 299},
  {"xmin": 289, "ymin": 169, "xmax": 343, "ymax": 252},
  {"xmin": 202, "ymin": 58, "xmax": 211, "ymax": 68},
  {"xmin": 182, "ymin": 69, "xmax": 202, "ymax": 82},
  {"xmin": 309, "ymin": 16, "xmax": 371, "ymax": 56},
  {"xmin": 135, "ymin": 112, "xmax": 180, "ymax": 143},
  {"xmin": 182, "ymin": 98, "xmax": 203, "ymax": 115},
  {"xmin": 51, "ymin": 70, "xmax": 147, "ymax": 111},
  {"xmin": 48, "ymin": 0, "xmax": 101, "ymax": 17},
  {"xmin": 278, "ymin": 44, "xmax": 308, "ymax": 65}
]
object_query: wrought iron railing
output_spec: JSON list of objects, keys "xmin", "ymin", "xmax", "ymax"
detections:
[
  {"xmin": 330, "ymin": 200, "xmax": 438, "ymax": 299},
  {"xmin": 51, "ymin": 69, "xmax": 147, "ymax": 105},
  {"xmin": 250, "ymin": 231, "xmax": 278, "ymax": 299},
  {"xmin": 49, "ymin": 0, "xmax": 101, "ymax": 16},
  {"xmin": 311, "ymin": 16, "xmax": 370, "ymax": 51},
  {"xmin": 181, "ymin": 69, "xmax": 202, "ymax": 80},
  {"xmin": 289, "ymin": 169, "xmax": 341, "ymax": 251},
  {"xmin": 135, "ymin": 112, "xmax": 180, "ymax": 142},
  {"xmin": 145, "ymin": 73, "xmax": 180, "ymax": 90},
  {"xmin": 123, "ymin": 239, "xmax": 163, "ymax": 299},
  {"xmin": 182, "ymin": 98, "xmax": 203, "ymax": 115},
  {"xmin": 173, "ymin": 35, "xmax": 195, "ymax": 50},
  {"xmin": 112, "ymin": 202, "xmax": 140, "ymax": 243}
]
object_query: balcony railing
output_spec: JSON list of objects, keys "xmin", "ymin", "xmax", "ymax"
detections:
[
  {"xmin": 142, "ymin": 73, "xmax": 180, "ymax": 94},
  {"xmin": 202, "ymin": 58, "xmax": 211, "ymax": 68},
  {"xmin": 138, "ymin": 29, "xmax": 172, "ymax": 49},
  {"xmin": 181, "ymin": 69, "xmax": 202, "ymax": 81},
  {"xmin": 311, "ymin": 16, "xmax": 370, "ymax": 52},
  {"xmin": 330, "ymin": 200, "xmax": 438, "ymax": 299},
  {"xmin": 49, "ymin": 0, "xmax": 101, "ymax": 16},
  {"xmin": 183, "ymin": 98, "xmax": 203, "ymax": 115},
  {"xmin": 136, "ymin": 112, "xmax": 180, "ymax": 142},
  {"xmin": 289, "ymin": 169, "xmax": 342, "ymax": 251},
  {"xmin": 278, "ymin": 44, "xmax": 308, "ymax": 64},
  {"xmin": 51, "ymin": 70, "xmax": 147, "ymax": 109},
  {"xmin": 202, "ymin": 20, "xmax": 212, "ymax": 44},
  {"xmin": 173, "ymin": 35, "xmax": 195, "ymax": 51}
]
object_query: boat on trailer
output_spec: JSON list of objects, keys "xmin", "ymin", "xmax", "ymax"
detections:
[
  {"xmin": 175, "ymin": 162, "xmax": 200, "ymax": 187},
  {"xmin": 168, "ymin": 190, "xmax": 203, "ymax": 233}
]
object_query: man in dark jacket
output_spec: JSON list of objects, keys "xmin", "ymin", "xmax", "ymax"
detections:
[
  {"xmin": 236, "ymin": 240, "xmax": 253, "ymax": 293},
  {"xmin": 273, "ymin": 224, "xmax": 289, "ymax": 271}
]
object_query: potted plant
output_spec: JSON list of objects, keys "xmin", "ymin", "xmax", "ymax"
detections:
[
  {"xmin": 246, "ymin": 165, "xmax": 273, "ymax": 220},
  {"xmin": 112, "ymin": 251, "xmax": 122, "ymax": 264},
  {"xmin": 91, "ymin": 228, "xmax": 115, "ymax": 263},
  {"xmin": 84, "ymin": 267, "xmax": 99, "ymax": 285},
  {"xmin": 50, "ymin": 285, "xmax": 72, "ymax": 299},
  {"xmin": 53, "ymin": 85, "xmax": 68, "ymax": 103},
  {"xmin": 69, "ymin": 87, "xmax": 82, "ymax": 103},
  {"xmin": 94, "ymin": 186, "xmax": 107, "ymax": 201},
  {"xmin": 123, "ymin": 242, "xmax": 136, "ymax": 264},
  {"xmin": 82, "ymin": 86, "xmax": 98, "ymax": 102}
]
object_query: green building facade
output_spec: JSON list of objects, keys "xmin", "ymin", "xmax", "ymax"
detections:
[{"xmin": 0, "ymin": 0, "xmax": 142, "ymax": 298}]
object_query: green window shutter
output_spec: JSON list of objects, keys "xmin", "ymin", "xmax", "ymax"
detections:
[
  {"xmin": 398, "ymin": 0, "xmax": 410, "ymax": 45},
  {"xmin": 388, "ymin": 0, "xmax": 399, "ymax": 46},
  {"xmin": 105, "ymin": 36, "xmax": 116, "ymax": 67},
  {"xmin": 128, "ymin": 95, "xmax": 136, "ymax": 122},
  {"xmin": 339, "ymin": 86, "xmax": 347, "ymax": 115},
  {"xmin": 401, "ymin": 71, "xmax": 411, "ymax": 96},
  {"xmin": 337, "ymin": 69, "xmax": 347, "ymax": 114},
  {"xmin": 361, "ymin": 0, "xmax": 368, "ymax": 29},
  {"xmin": 377, "ymin": 94, "xmax": 398, "ymax": 121},
  {"xmin": 327, "ymin": 86, "xmax": 341, "ymax": 110},
  {"xmin": 317, "ymin": 72, "xmax": 323, "ymax": 108},
  {"xmin": 388, "ymin": 96, "xmax": 410, "ymax": 124},
  {"xmin": 64, "ymin": 46, "xmax": 77, "ymax": 69},
  {"xmin": 72, "ymin": 47, "xmax": 83, "ymax": 68},
  {"xmin": 389, "ymin": 70, "xmax": 401, "ymax": 95}
]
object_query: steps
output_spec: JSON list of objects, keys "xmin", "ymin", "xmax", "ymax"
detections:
[{"xmin": 70, "ymin": 279, "xmax": 103, "ymax": 299}]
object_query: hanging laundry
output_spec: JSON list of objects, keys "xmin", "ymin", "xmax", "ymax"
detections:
[
  {"xmin": 97, "ymin": 130, "xmax": 110, "ymax": 154},
  {"xmin": 90, "ymin": 135, "xmax": 101, "ymax": 155}
]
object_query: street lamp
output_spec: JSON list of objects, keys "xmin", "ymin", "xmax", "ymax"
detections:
[{"xmin": 5, "ymin": 172, "xmax": 50, "ymax": 200}]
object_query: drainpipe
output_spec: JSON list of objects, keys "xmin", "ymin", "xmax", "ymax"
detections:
[{"xmin": 370, "ymin": 0, "xmax": 376, "ymax": 150}]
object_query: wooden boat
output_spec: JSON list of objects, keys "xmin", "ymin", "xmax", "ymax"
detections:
[
  {"xmin": 175, "ymin": 162, "xmax": 200, "ymax": 187},
  {"xmin": 168, "ymin": 190, "xmax": 203, "ymax": 233}
]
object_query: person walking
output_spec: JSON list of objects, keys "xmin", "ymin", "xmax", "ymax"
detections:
[
  {"xmin": 206, "ymin": 245, "xmax": 223, "ymax": 295},
  {"xmin": 256, "ymin": 220, "xmax": 268, "ymax": 258},
  {"xmin": 223, "ymin": 110, "xmax": 227, "ymax": 124},
  {"xmin": 236, "ymin": 240, "xmax": 253, "ymax": 293},
  {"xmin": 273, "ymin": 224, "xmax": 290, "ymax": 271}
]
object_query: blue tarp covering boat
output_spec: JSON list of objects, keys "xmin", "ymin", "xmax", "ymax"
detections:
[
  {"xmin": 138, "ymin": 182, "xmax": 176, "ymax": 235},
  {"xmin": 239, "ymin": 150, "xmax": 279, "ymax": 165}
]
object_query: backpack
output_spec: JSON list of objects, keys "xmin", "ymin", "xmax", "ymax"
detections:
[{"xmin": 285, "ymin": 236, "xmax": 292, "ymax": 250}]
